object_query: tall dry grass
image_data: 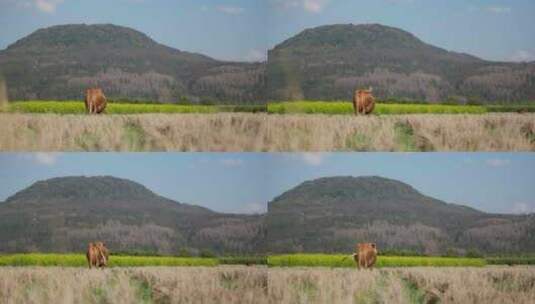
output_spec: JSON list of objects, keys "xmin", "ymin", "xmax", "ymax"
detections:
[
  {"xmin": 264, "ymin": 113, "xmax": 535, "ymax": 151},
  {"xmin": 0, "ymin": 113, "xmax": 533, "ymax": 151},
  {"xmin": 0, "ymin": 266, "xmax": 268, "ymax": 304},
  {"xmin": 397, "ymin": 267, "xmax": 535, "ymax": 304},
  {"xmin": 268, "ymin": 266, "xmax": 535, "ymax": 304},
  {"xmin": 0, "ymin": 79, "xmax": 7, "ymax": 112},
  {"xmin": 0, "ymin": 113, "xmax": 269, "ymax": 151},
  {"xmin": 1, "ymin": 266, "xmax": 533, "ymax": 303}
]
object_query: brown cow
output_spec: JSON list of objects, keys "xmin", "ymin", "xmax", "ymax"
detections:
[
  {"xmin": 95, "ymin": 242, "xmax": 109, "ymax": 267},
  {"xmin": 352, "ymin": 88, "xmax": 375, "ymax": 115},
  {"xmin": 356, "ymin": 243, "xmax": 377, "ymax": 269},
  {"xmin": 84, "ymin": 88, "xmax": 107, "ymax": 114},
  {"xmin": 86, "ymin": 242, "xmax": 109, "ymax": 269}
]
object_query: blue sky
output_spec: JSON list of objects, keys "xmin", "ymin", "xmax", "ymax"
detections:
[
  {"xmin": 0, "ymin": 153, "xmax": 534, "ymax": 215},
  {"xmin": 0, "ymin": 0, "xmax": 534, "ymax": 62}
]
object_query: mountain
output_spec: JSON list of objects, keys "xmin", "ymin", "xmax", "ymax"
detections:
[
  {"xmin": 0, "ymin": 24, "xmax": 265, "ymax": 104},
  {"xmin": 2, "ymin": 175, "xmax": 533, "ymax": 256},
  {"xmin": 267, "ymin": 23, "xmax": 535, "ymax": 103},
  {"xmin": 0, "ymin": 176, "xmax": 265, "ymax": 255},
  {"xmin": 2, "ymin": 23, "xmax": 533, "ymax": 104},
  {"xmin": 266, "ymin": 176, "xmax": 535, "ymax": 255}
]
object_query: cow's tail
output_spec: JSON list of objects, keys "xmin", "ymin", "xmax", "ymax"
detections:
[
  {"xmin": 98, "ymin": 248, "xmax": 107, "ymax": 267},
  {"xmin": 341, "ymin": 253, "xmax": 358, "ymax": 265}
]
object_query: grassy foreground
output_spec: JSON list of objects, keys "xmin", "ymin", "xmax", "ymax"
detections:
[
  {"xmin": 269, "ymin": 267, "xmax": 535, "ymax": 304},
  {"xmin": 2, "ymin": 266, "xmax": 534, "ymax": 304},
  {"xmin": 1, "ymin": 266, "xmax": 268, "ymax": 304},
  {"xmin": 268, "ymin": 254, "xmax": 486, "ymax": 268},
  {"xmin": 6, "ymin": 101, "xmax": 265, "ymax": 114},
  {"xmin": 1, "ymin": 113, "xmax": 533, "ymax": 151}
]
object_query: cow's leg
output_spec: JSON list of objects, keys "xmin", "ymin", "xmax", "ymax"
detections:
[{"xmin": 365, "ymin": 102, "xmax": 374, "ymax": 115}]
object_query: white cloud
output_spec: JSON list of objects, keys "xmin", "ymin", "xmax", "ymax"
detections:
[
  {"xmin": 27, "ymin": 153, "xmax": 61, "ymax": 166},
  {"xmin": 220, "ymin": 158, "xmax": 244, "ymax": 167},
  {"xmin": 511, "ymin": 202, "xmax": 534, "ymax": 214},
  {"xmin": 271, "ymin": 0, "xmax": 331, "ymax": 13},
  {"xmin": 486, "ymin": 6, "xmax": 511, "ymax": 14},
  {"xmin": 509, "ymin": 50, "xmax": 535, "ymax": 62},
  {"xmin": 303, "ymin": 0, "xmax": 329, "ymax": 13},
  {"xmin": 244, "ymin": 49, "xmax": 267, "ymax": 62},
  {"xmin": 300, "ymin": 153, "xmax": 326, "ymax": 166},
  {"xmin": 485, "ymin": 158, "xmax": 510, "ymax": 167},
  {"xmin": 384, "ymin": 0, "xmax": 415, "ymax": 4},
  {"xmin": 216, "ymin": 5, "xmax": 245, "ymax": 15},
  {"xmin": 34, "ymin": 0, "xmax": 64, "ymax": 13},
  {"xmin": 240, "ymin": 202, "xmax": 267, "ymax": 214}
]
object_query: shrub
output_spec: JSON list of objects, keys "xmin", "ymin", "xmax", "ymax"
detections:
[
  {"xmin": 219, "ymin": 256, "xmax": 268, "ymax": 265},
  {"xmin": 485, "ymin": 257, "xmax": 535, "ymax": 265}
]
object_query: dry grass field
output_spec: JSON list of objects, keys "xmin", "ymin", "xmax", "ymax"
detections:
[
  {"xmin": 2, "ymin": 266, "xmax": 533, "ymax": 303},
  {"xmin": 268, "ymin": 266, "xmax": 535, "ymax": 304},
  {"xmin": 0, "ymin": 266, "xmax": 268, "ymax": 304},
  {"xmin": 0, "ymin": 113, "xmax": 269, "ymax": 152},
  {"xmin": 0, "ymin": 113, "xmax": 533, "ymax": 151}
]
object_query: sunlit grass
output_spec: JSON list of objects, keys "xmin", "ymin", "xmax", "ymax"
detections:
[
  {"xmin": 0, "ymin": 253, "xmax": 218, "ymax": 267},
  {"xmin": 5, "ymin": 101, "xmax": 265, "ymax": 114},
  {"xmin": 268, "ymin": 101, "xmax": 488, "ymax": 115},
  {"xmin": 268, "ymin": 254, "xmax": 486, "ymax": 268}
]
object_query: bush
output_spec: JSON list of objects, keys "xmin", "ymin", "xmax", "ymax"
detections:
[
  {"xmin": 485, "ymin": 105, "xmax": 535, "ymax": 113},
  {"xmin": 219, "ymin": 256, "xmax": 267, "ymax": 265},
  {"xmin": 178, "ymin": 248, "xmax": 193, "ymax": 257},
  {"xmin": 465, "ymin": 250, "xmax": 483, "ymax": 258},
  {"xmin": 199, "ymin": 250, "xmax": 216, "ymax": 258},
  {"xmin": 485, "ymin": 257, "xmax": 535, "ymax": 266},
  {"xmin": 379, "ymin": 249, "xmax": 426, "ymax": 257}
]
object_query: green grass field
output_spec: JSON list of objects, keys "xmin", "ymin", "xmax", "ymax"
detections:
[
  {"xmin": 486, "ymin": 257, "xmax": 535, "ymax": 266},
  {"xmin": 4, "ymin": 101, "xmax": 265, "ymax": 114},
  {"xmin": 268, "ymin": 101, "xmax": 488, "ymax": 115},
  {"xmin": 268, "ymin": 254, "xmax": 487, "ymax": 268},
  {"xmin": 0, "ymin": 253, "xmax": 218, "ymax": 267},
  {"xmin": 219, "ymin": 256, "xmax": 268, "ymax": 265},
  {"xmin": 4, "ymin": 100, "xmax": 534, "ymax": 115},
  {"xmin": 268, "ymin": 101, "xmax": 535, "ymax": 115},
  {"xmin": 3, "ymin": 253, "xmax": 533, "ymax": 268}
]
